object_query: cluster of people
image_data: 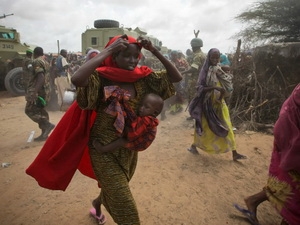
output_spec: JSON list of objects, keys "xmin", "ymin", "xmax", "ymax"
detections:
[
  {"xmin": 159, "ymin": 50, "xmax": 189, "ymax": 119},
  {"xmin": 156, "ymin": 37, "xmax": 206, "ymax": 120},
  {"xmin": 24, "ymin": 34, "xmax": 299, "ymax": 225}
]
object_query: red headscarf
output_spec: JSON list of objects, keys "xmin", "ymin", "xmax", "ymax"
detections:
[{"xmin": 96, "ymin": 35, "xmax": 153, "ymax": 82}]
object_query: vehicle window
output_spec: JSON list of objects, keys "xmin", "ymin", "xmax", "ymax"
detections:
[{"xmin": 0, "ymin": 32, "xmax": 15, "ymax": 39}]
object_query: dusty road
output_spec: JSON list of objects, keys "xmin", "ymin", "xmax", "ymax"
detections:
[{"xmin": 0, "ymin": 91, "xmax": 281, "ymax": 225}]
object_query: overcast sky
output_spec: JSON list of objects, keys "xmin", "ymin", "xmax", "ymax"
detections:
[{"xmin": 1, "ymin": 0, "xmax": 257, "ymax": 55}]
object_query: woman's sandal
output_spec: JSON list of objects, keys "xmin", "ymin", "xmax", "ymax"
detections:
[
  {"xmin": 233, "ymin": 204, "xmax": 260, "ymax": 225},
  {"xmin": 89, "ymin": 208, "xmax": 107, "ymax": 225},
  {"xmin": 233, "ymin": 153, "xmax": 248, "ymax": 161}
]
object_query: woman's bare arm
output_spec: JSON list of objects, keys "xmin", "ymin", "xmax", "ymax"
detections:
[
  {"xmin": 93, "ymin": 138, "xmax": 127, "ymax": 153},
  {"xmin": 138, "ymin": 37, "xmax": 182, "ymax": 83}
]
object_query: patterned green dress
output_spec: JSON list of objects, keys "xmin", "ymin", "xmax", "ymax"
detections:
[{"xmin": 76, "ymin": 71, "xmax": 175, "ymax": 225}]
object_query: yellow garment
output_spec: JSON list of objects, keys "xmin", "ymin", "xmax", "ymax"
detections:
[{"xmin": 193, "ymin": 81, "xmax": 236, "ymax": 154}]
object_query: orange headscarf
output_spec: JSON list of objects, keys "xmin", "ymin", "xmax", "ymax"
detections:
[{"xmin": 96, "ymin": 35, "xmax": 153, "ymax": 82}]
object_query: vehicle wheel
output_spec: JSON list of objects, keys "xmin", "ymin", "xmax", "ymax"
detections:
[
  {"xmin": 4, "ymin": 67, "xmax": 25, "ymax": 96},
  {"xmin": 94, "ymin": 19, "xmax": 119, "ymax": 28}
]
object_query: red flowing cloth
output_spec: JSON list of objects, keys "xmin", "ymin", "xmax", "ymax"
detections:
[{"xmin": 25, "ymin": 35, "xmax": 153, "ymax": 191}]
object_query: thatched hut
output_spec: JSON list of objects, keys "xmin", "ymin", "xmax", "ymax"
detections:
[{"xmin": 229, "ymin": 42, "xmax": 300, "ymax": 132}]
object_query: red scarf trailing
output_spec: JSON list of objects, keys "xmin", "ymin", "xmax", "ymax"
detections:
[{"xmin": 26, "ymin": 35, "xmax": 153, "ymax": 191}]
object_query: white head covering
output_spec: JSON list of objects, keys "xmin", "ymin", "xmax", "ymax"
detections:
[{"xmin": 85, "ymin": 49, "xmax": 100, "ymax": 62}]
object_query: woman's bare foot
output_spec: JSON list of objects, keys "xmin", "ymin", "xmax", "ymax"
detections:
[
  {"xmin": 280, "ymin": 219, "xmax": 289, "ymax": 225},
  {"xmin": 90, "ymin": 207, "xmax": 106, "ymax": 224},
  {"xmin": 244, "ymin": 190, "xmax": 268, "ymax": 224},
  {"xmin": 244, "ymin": 197, "xmax": 259, "ymax": 223},
  {"xmin": 92, "ymin": 198, "xmax": 101, "ymax": 217},
  {"xmin": 187, "ymin": 145, "xmax": 199, "ymax": 154},
  {"xmin": 90, "ymin": 196, "xmax": 107, "ymax": 224},
  {"xmin": 232, "ymin": 150, "xmax": 247, "ymax": 161}
]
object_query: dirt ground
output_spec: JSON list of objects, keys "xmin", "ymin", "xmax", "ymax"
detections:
[{"xmin": 0, "ymin": 91, "xmax": 282, "ymax": 225}]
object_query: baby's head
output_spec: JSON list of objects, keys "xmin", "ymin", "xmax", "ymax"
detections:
[
  {"xmin": 139, "ymin": 93, "xmax": 164, "ymax": 118},
  {"xmin": 221, "ymin": 65, "xmax": 231, "ymax": 73}
]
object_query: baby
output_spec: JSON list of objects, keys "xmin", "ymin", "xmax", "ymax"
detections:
[{"xmin": 93, "ymin": 92, "xmax": 164, "ymax": 152}]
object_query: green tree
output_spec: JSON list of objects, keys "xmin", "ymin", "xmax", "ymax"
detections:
[{"xmin": 235, "ymin": 0, "xmax": 300, "ymax": 44}]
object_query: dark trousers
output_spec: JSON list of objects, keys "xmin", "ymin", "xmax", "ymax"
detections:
[{"xmin": 25, "ymin": 102, "xmax": 50, "ymax": 130}]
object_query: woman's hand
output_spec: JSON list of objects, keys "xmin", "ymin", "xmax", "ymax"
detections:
[
  {"xmin": 137, "ymin": 36, "xmax": 156, "ymax": 52},
  {"xmin": 107, "ymin": 34, "xmax": 130, "ymax": 53},
  {"xmin": 215, "ymin": 87, "xmax": 225, "ymax": 103},
  {"xmin": 26, "ymin": 92, "xmax": 38, "ymax": 105},
  {"xmin": 136, "ymin": 36, "xmax": 182, "ymax": 82},
  {"xmin": 72, "ymin": 34, "xmax": 131, "ymax": 87},
  {"xmin": 216, "ymin": 94, "xmax": 224, "ymax": 104},
  {"xmin": 215, "ymin": 86, "xmax": 225, "ymax": 94},
  {"xmin": 93, "ymin": 139, "xmax": 104, "ymax": 152}
]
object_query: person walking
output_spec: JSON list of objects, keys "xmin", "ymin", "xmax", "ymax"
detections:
[
  {"xmin": 24, "ymin": 47, "xmax": 55, "ymax": 141},
  {"xmin": 55, "ymin": 49, "xmax": 69, "ymax": 76},
  {"xmin": 187, "ymin": 48, "xmax": 246, "ymax": 161},
  {"xmin": 234, "ymin": 83, "xmax": 300, "ymax": 225},
  {"xmin": 73, "ymin": 35, "xmax": 181, "ymax": 224},
  {"xmin": 26, "ymin": 35, "xmax": 182, "ymax": 225},
  {"xmin": 181, "ymin": 36, "xmax": 206, "ymax": 119},
  {"xmin": 55, "ymin": 49, "xmax": 71, "ymax": 106}
]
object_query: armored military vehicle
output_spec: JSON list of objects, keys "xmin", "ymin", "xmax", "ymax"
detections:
[
  {"xmin": 81, "ymin": 19, "xmax": 168, "ymax": 70},
  {"xmin": 0, "ymin": 16, "xmax": 32, "ymax": 95}
]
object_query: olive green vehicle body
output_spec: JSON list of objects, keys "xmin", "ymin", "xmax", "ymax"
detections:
[
  {"xmin": 81, "ymin": 19, "xmax": 168, "ymax": 70},
  {"xmin": 0, "ymin": 24, "xmax": 32, "ymax": 95}
]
